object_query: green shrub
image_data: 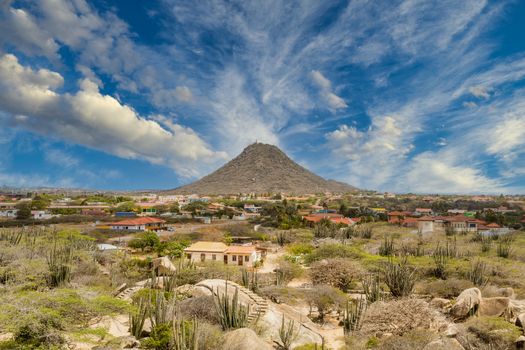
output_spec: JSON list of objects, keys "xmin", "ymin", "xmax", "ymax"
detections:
[
  {"xmin": 382, "ymin": 257, "xmax": 417, "ymax": 297},
  {"xmin": 305, "ymin": 244, "xmax": 360, "ymax": 263}
]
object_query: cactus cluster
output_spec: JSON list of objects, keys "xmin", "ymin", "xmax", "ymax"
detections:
[
  {"xmin": 213, "ymin": 282, "xmax": 250, "ymax": 330},
  {"xmin": 342, "ymin": 296, "xmax": 367, "ymax": 335}
]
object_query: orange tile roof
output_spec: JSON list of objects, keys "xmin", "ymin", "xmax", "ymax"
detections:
[
  {"xmin": 110, "ymin": 217, "xmax": 166, "ymax": 226},
  {"xmin": 225, "ymin": 245, "xmax": 257, "ymax": 254},
  {"xmin": 184, "ymin": 241, "xmax": 228, "ymax": 252}
]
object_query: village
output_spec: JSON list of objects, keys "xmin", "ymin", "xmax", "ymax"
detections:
[{"xmin": 2, "ymin": 189, "xmax": 525, "ymax": 349}]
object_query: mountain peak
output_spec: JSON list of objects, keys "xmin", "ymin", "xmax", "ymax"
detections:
[{"xmin": 168, "ymin": 143, "xmax": 356, "ymax": 195}]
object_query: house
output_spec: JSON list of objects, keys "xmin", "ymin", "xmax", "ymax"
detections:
[
  {"xmin": 387, "ymin": 211, "xmax": 413, "ymax": 224},
  {"xmin": 0, "ymin": 202, "xmax": 18, "ymax": 218},
  {"xmin": 109, "ymin": 217, "xmax": 166, "ymax": 231},
  {"xmin": 414, "ymin": 208, "xmax": 433, "ymax": 216},
  {"xmin": 244, "ymin": 204, "xmax": 262, "ymax": 213},
  {"xmin": 417, "ymin": 216, "xmax": 435, "ymax": 233},
  {"xmin": 303, "ymin": 213, "xmax": 358, "ymax": 226},
  {"xmin": 31, "ymin": 210, "xmax": 55, "ymax": 220},
  {"xmin": 183, "ymin": 241, "xmax": 262, "ymax": 267}
]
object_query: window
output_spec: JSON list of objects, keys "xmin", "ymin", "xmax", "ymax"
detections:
[
  {"xmin": 186, "ymin": 253, "xmax": 191, "ymax": 259},
  {"xmin": 212, "ymin": 254, "xmax": 216, "ymax": 260},
  {"xmin": 200, "ymin": 253, "xmax": 205, "ymax": 262},
  {"xmin": 232, "ymin": 255, "xmax": 236, "ymax": 261},
  {"xmin": 245, "ymin": 256, "xmax": 249, "ymax": 262}
]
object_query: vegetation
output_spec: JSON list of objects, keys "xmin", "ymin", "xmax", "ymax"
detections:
[
  {"xmin": 213, "ymin": 283, "xmax": 250, "ymax": 330},
  {"xmin": 382, "ymin": 257, "xmax": 417, "ymax": 297}
]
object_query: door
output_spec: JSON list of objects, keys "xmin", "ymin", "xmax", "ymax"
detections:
[
  {"xmin": 224, "ymin": 255, "xmax": 228, "ymax": 264},
  {"xmin": 238, "ymin": 255, "xmax": 243, "ymax": 266}
]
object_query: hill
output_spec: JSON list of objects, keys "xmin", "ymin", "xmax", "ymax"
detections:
[{"xmin": 167, "ymin": 143, "xmax": 356, "ymax": 195}]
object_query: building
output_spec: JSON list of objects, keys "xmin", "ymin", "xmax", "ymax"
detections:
[
  {"xmin": 0, "ymin": 202, "xmax": 18, "ymax": 218},
  {"xmin": 109, "ymin": 217, "xmax": 166, "ymax": 231},
  {"xmin": 415, "ymin": 208, "xmax": 433, "ymax": 216},
  {"xmin": 184, "ymin": 241, "xmax": 262, "ymax": 267},
  {"xmin": 31, "ymin": 210, "xmax": 55, "ymax": 220},
  {"xmin": 387, "ymin": 211, "xmax": 413, "ymax": 224}
]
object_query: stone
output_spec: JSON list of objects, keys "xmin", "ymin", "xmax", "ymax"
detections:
[
  {"xmin": 450, "ymin": 288, "xmax": 482, "ymax": 319},
  {"xmin": 423, "ymin": 337, "xmax": 465, "ymax": 350},
  {"xmin": 478, "ymin": 297, "xmax": 510, "ymax": 318},
  {"xmin": 222, "ymin": 328, "xmax": 273, "ymax": 350},
  {"xmin": 446, "ymin": 323, "xmax": 460, "ymax": 337}
]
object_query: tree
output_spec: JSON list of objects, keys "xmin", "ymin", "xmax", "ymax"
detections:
[
  {"xmin": 16, "ymin": 202, "xmax": 31, "ymax": 220},
  {"xmin": 310, "ymin": 258, "xmax": 363, "ymax": 292},
  {"xmin": 128, "ymin": 231, "xmax": 160, "ymax": 251},
  {"xmin": 115, "ymin": 201, "xmax": 137, "ymax": 213},
  {"xmin": 306, "ymin": 285, "xmax": 347, "ymax": 321}
]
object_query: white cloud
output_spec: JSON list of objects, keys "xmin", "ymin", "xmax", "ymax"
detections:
[
  {"xmin": 402, "ymin": 152, "xmax": 505, "ymax": 194},
  {"xmin": 310, "ymin": 70, "xmax": 347, "ymax": 110},
  {"xmin": 0, "ymin": 54, "xmax": 226, "ymax": 177},
  {"xmin": 486, "ymin": 116, "xmax": 525, "ymax": 155},
  {"xmin": 310, "ymin": 70, "xmax": 331, "ymax": 89},
  {"xmin": 463, "ymin": 101, "xmax": 478, "ymax": 108},
  {"xmin": 469, "ymin": 85, "xmax": 491, "ymax": 99}
]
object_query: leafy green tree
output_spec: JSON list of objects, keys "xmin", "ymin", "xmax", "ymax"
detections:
[
  {"xmin": 128, "ymin": 231, "xmax": 160, "ymax": 251},
  {"xmin": 15, "ymin": 202, "xmax": 31, "ymax": 220}
]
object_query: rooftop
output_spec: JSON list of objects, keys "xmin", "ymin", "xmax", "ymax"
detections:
[
  {"xmin": 110, "ymin": 217, "xmax": 166, "ymax": 226},
  {"xmin": 184, "ymin": 241, "xmax": 228, "ymax": 252}
]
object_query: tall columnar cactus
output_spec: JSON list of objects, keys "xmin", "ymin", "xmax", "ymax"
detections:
[
  {"xmin": 379, "ymin": 235, "xmax": 395, "ymax": 256},
  {"xmin": 46, "ymin": 239, "xmax": 73, "ymax": 287},
  {"xmin": 278, "ymin": 315, "xmax": 299, "ymax": 350},
  {"xmin": 130, "ymin": 296, "xmax": 149, "ymax": 338},
  {"xmin": 342, "ymin": 296, "xmax": 367, "ymax": 335},
  {"xmin": 172, "ymin": 318, "xmax": 199, "ymax": 350},
  {"xmin": 432, "ymin": 243, "xmax": 449, "ymax": 280},
  {"xmin": 213, "ymin": 282, "xmax": 250, "ymax": 330},
  {"xmin": 383, "ymin": 257, "xmax": 417, "ymax": 297},
  {"xmin": 362, "ymin": 273, "xmax": 382, "ymax": 304}
]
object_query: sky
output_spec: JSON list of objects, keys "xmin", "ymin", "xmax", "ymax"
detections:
[{"xmin": 1, "ymin": 0, "xmax": 525, "ymax": 194}]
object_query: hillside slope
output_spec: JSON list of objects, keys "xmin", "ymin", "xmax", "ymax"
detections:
[{"xmin": 167, "ymin": 143, "xmax": 356, "ymax": 195}]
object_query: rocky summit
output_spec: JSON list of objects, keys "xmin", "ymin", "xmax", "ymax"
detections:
[{"xmin": 168, "ymin": 143, "xmax": 356, "ymax": 195}]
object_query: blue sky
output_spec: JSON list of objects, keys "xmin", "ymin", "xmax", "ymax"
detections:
[{"xmin": 1, "ymin": 0, "xmax": 525, "ymax": 194}]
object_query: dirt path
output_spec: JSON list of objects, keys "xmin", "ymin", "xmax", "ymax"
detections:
[{"xmin": 257, "ymin": 248, "xmax": 284, "ymax": 273}]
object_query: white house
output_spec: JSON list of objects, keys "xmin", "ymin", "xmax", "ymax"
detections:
[
  {"xmin": 109, "ymin": 217, "xmax": 166, "ymax": 231},
  {"xmin": 31, "ymin": 210, "xmax": 55, "ymax": 220},
  {"xmin": 184, "ymin": 241, "xmax": 261, "ymax": 267}
]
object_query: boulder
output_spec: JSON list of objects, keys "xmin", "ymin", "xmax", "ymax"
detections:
[
  {"xmin": 450, "ymin": 288, "xmax": 482, "ymax": 319},
  {"xmin": 478, "ymin": 297, "xmax": 511, "ymax": 318},
  {"xmin": 423, "ymin": 337, "xmax": 465, "ymax": 350},
  {"xmin": 152, "ymin": 256, "xmax": 177, "ymax": 275},
  {"xmin": 222, "ymin": 328, "xmax": 272, "ymax": 350}
]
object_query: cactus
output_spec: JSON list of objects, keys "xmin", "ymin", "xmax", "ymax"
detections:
[
  {"xmin": 46, "ymin": 239, "xmax": 73, "ymax": 287},
  {"xmin": 277, "ymin": 315, "xmax": 299, "ymax": 350},
  {"xmin": 496, "ymin": 235, "xmax": 513, "ymax": 258},
  {"xmin": 469, "ymin": 259, "xmax": 489, "ymax": 287},
  {"xmin": 130, "ymin": 296, "xmax": 149, "ymax": 338},
  {"xmin": 213, "ymin": 282, "xmax": 250, "ymax": 330},
  {"xmin": 432, "ymin": 243, "xmax": 449, "ymax": 280},
  {"xmin": 172, "ymin": 318, "xmax": 199, "ymax": 350},
  {"xmin": 362, "ymin": 273, "xmax": 382, "ymax": 304},
  {"xmin": 343, "ymin": 296, "xmax": 367, "ymax": 335},
  {"xmin": 383, "ymin": 257, "xmax": 417, "ymax": 297},
  {"xmin": 379, "ymin": 235, "xmax": 395, "ymax": 256}
]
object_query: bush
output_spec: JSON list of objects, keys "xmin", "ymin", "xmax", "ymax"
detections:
[
  {"xmin": 383, "ymin": 257, "xmax": 417, "ymax": 297},
  {"xmin": 306, "ymin": 285, "xmax": 347, "ymax": 321},
  {"xmin": 310, "ymin": 258, "xmax": 363, "ymax": 292},
  {"xmin": 275, "ymin": 259, "xmax": 303, "ymax": 286},
  {"xmin": 179, "ymin": 296, "xmax": 219, "ymax": 323},
  {"xmin": 305, "ymin": 244, "xmax": 359, "ymax": 263},
  {"xmin": 415, "ymin": 278, "xmax": 474, "ymax": 298},
  {"xmin": 463, "ymin": 316, "xmax": 522, "ymax": 349},
  {"xmin": 128, "ymin": 231, "xmax": 160, "ymax": 251}
]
